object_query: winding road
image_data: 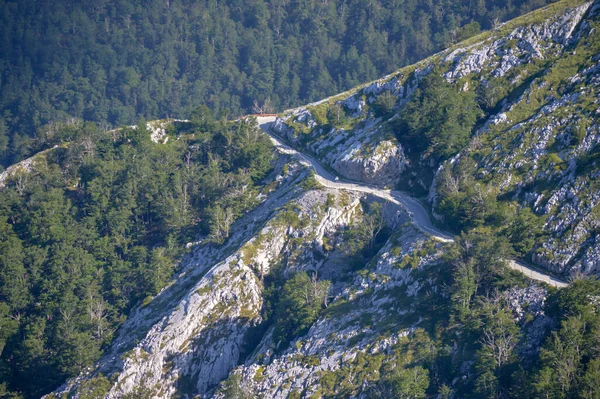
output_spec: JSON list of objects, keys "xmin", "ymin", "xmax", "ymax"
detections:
[{"xmin": 256, "ymin": 116, "xmax": 568, "ymax": 288}]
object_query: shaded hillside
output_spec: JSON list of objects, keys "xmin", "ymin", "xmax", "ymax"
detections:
[{"xmin": 0, "ymin": 0, "xmax": 552, "ymax": 167}]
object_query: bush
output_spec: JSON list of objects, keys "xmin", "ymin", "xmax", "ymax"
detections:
[{"xmin": 372, "ymin": 90, "xmax": 397, "ymax": 118}]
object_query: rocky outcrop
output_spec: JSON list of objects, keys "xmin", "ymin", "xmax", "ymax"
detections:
[
  {"xmin": 271, "ymin": 65, "xmax": 434, "ymax": 188},
  {"xmin": 0, "ymin": 154, "xmax": 40, "ymax": 189},
  {"xmin": 444, "ymin": 2, "xmax": 592, "ymax": 80},
  {"xmin": 328, "ymin": 139, "xmax": 407, "ymax": 186},
  {"xmin": 108, "ymin": 255, "xmax": 263, "ymax": 398},
  {"xmin": 504, "ymin": 286, "xmax": 553, "ymax": 358},
  {"xmin": 53, "ymin": 165, "xmax": 402, "ymax": 398},
  {"xmin": 273, "ymin": 113, "xmax": 409, "ymax": 187},
  {"xmin": 220, "ymin": 225, "xmax": 445, "ymax": 398},
  {"xmin": 311, "ymin": 124, "xmax": 409, "ymax": 187}
]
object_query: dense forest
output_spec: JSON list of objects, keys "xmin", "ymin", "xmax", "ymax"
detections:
[
  {"xmin": 0, "ymin": 113, "xmax": 274, "ymax": 398},
  {"xmin": 1, "ymin": 1, "xmax": 591, "ymax": 397},
  {"xmin": 0, "ymin": 0, "xmax": 552, "ymax": 167}
]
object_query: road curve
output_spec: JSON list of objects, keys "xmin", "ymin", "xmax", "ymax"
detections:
[{"xmin": 256, "ymin": 116, "xmax": 568, "ymax": 288}]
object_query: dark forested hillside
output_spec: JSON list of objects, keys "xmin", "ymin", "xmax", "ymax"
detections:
[
  {"xmin": 0, "ymin": 114, "xmax": 274, "ymax": 398},
  {"xmin": 0, "ymin": 0, "xmax": 550, "ymax": 167}
]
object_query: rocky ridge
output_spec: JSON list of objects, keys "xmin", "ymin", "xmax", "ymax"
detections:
[
  {"xmin": 46, "ymin": 2, "xmax": 598, "ymax": 398},
  {"xmin": 52, "ymin": 160, "xmax": 407, "ymax": 397},
  {"xmin": 219, "ymin": 225, "xmax": 444, "ymax": 398},
  {"xmin": 272, "ymin": 0, "xmax": 600, "ymax": 277}
]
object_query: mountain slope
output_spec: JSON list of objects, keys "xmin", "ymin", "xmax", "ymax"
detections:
[
  {"xmin": 259, "ymin": 115, "xmax": 566, "ymax": 287},
  {"xmin": 273, "ymin": 0, "xmax": 600, "ymax": 278},
  {"xmin": 46, "ymin": 1, "xmax": 600, "ymax": 398}
]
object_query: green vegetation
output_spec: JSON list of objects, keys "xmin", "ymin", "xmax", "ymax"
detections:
[
  {"xmin": 367, "ymin": 366, "xmax": 430, "ymax": 399},
  {"xmin": 532, "ymin": 279, "xmax": 600, "ymax": 399},
  {"xmin": 435, "ymin": 161, "xmax": 510, "ymax": 233},
  {"xmin": 314, "ymin": 230, "xmax": 600, "ymax": 399},
  {"xmin": 0, "ymin": 113, "xmax": 274, "ymax": 398},
  {"xmin": 372, "ymin": 90, "xmax": 398, "ymax": 119},
  {"xmin": 211, "ymin": 5, "xmax": 600, "ymax": 397},
  {"xmin": 390, "ymin": 232, "xmax": 600, "ymax": 399},
  {"xmin": 71, "ymin": 374, "xmax": 112, "ymax": 399},
  {"xmin": 1, "ymin": 1, "xmax": 597, "ymax": 398},
  {"xmin": 342, "ymin": 202, "xmax": 391, "ymax": 268},
  {"xmin": 395, "ymin": 71, "xmax": 481, "ymax": 161},
  {"xmin": 412, "ymin": 232, "xmax": 600, "ymax": 399},
  {"xmin": 219, "ymin": 373, "xmax": 252, "ymax": 399},
  {"xmin": 0, "ymin": 0, "xmax": 555, "ymax": 168},
  {"xmin": 429, "ymin": 4, "xmax": 600, "ymax": 265},
  {"xmin": 272, "ymin": 272, "xmax": 330, "ymax": 348},
  {"xmin": 445, "ymin": 231, "xmax": 514, "ymax": 320},
  {"xmin": 312, "ymin": 326, "xmax": 439, "ymax": 398}
]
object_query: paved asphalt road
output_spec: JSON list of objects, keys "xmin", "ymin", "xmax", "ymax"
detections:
[{"xmin": 256, "ymin": 116, "xmax": 568, "ymax": 288}]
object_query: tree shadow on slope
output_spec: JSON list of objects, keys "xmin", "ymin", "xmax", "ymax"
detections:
[{"xmin": 170, "ymin": 316, "xmax": 260, "ymax": 398}]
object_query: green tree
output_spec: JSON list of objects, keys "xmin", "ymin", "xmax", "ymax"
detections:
[
  {"xmin": 342, "ymin": 201, "xmax": 387, "ymax": 263},
  {"xmin": 0, "ymin": 218, "xmax": 29, "ymax": 310},
  {"xmin": 504, "ymin": 207, "xmax": 544, "ymax": 256},
  {"xmin": 208, "ymin": 205, "xmax": 235, "ymax": 244},
  {"xmin": 0, "ymin": 302, "xmax": 18, "ymax": 357},
  {"xmin": 327, "ymin": 102, "xmax": 347, "ymax": 126},
  {"xmin": 451, "ymin": 258, "xmax": 477, "ymax": 320},
  {"xmin": 535, "ymin": 316, "xmax": 586, "ymax": 397},
  {"xmin": 546, "ymin": 278, "xmax": 600, "ymax": 321},
  {"xmin": 579, "ymin": 358, "xmax": 600, "ymax": 399},
  {"xmin": 372, "ymin": 90, "xmax": 397, "ymax": 118},
  {"xmin": 372, "ymin": 366, "xmax": 430, "ymax": 399},
  {"xmin": 447, "ymin": 230, "xmax": 513, "ymax": 311},
  {"xmin": 474, "ymin": 302, "xmax": 521, "ymax": 398},
  {"xmin": 0, "ymin": 118, "xmax": 8, "ymax": 159},
  {"xmin": 457, "ymin": 21, "xmax": 482, "ymax": 42},
  {"xmin": 397, "ymin": 72, "xmax": 480, "ymax": 161},
  {"xmin": 273, "ymin": 272, "xmax": 330, "ymax": 346}
]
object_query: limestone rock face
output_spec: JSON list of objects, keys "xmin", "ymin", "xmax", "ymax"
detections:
[
  {"xmin": 504, "ymin": 286, "xmax": 553, "ymax": 358},
  {"xmin": 429, "ymin": 1, "xmax": 600, "ymax": 277},
  {"xmin": 310, "ymin": 122, "xmax": 409, "ymax": 186},
  {"xmin": 52, "ymin": 166, "xmax": 388, "ymax": 398},
  {"xmin": 107, "ymin": 256, "xmax": 263, "ymax": 398},
  {"xmin": 327, "ymin": 139, "xmax": 407, "ymax": 186},
  {"xmin": 444, "ymin": 2, "xmax": 592, "ymax": 80},
  {"xmin": 218, "ymin": 225, "xmax": 443, "ymax": 399}
]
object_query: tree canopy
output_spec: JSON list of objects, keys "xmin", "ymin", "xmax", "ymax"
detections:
[
  {"xmin": 0, "ymin": 115, "xmax": 274, "ymax": 398},
  {"xmin": 0, "ymin": 0, "xmax": 551, "ymax": 167}
]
